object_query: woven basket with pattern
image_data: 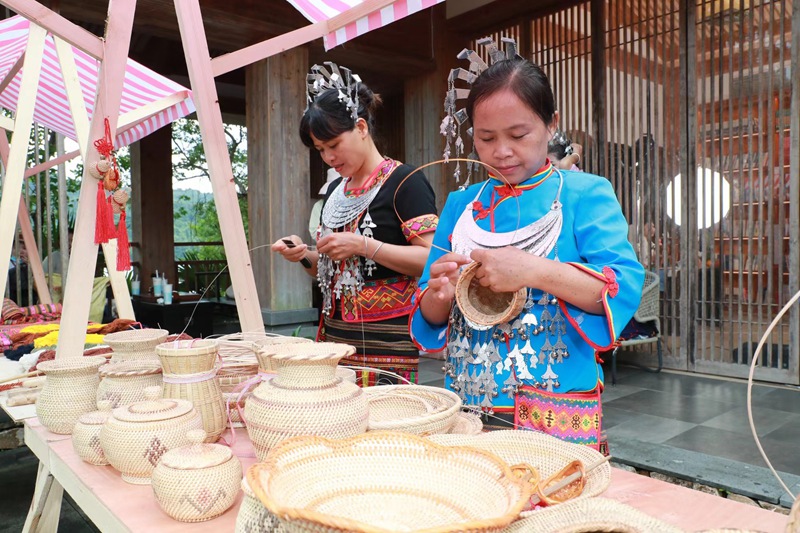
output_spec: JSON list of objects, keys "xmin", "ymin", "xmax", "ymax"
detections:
[
  {"xmin": 455, "ymin": 261, "xmax": 527, "ymax": 327},
  {"xmin": 235, "ymin": 476, "xmax": 285, "ymax": 533},
  {"xmin": 97, "ymin": 360, "xmax": 163, "ymax": 408},
  {"xmin": 364, "ymin": 384, "xmax": 462, "ymax": 435},
  {"xmin": 248, "ymin": 432, "xmax": 538, "ymax": 533},
  {"xmin": 104, "ymin": 329, "xmax": 169, "ymax": 362},
  {"xmin": 428, "ymin": 429, "xmax": 611, "ymax": 512}
]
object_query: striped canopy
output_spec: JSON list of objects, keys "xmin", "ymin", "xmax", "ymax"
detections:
[
  {"xmin": 287, "ymin": 0, "xmax": 446, "ymax": 50},
  {"xmin": 0, "ymin": 15, "xmax": 194, "ymax": 148}
]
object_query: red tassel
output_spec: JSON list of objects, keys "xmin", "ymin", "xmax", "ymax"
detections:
[
  {"xmin": 95, "ymin": 182, "xmax": 113, "ymax": 243},
  {"xmin": 105, "ymin": 194, "xmax": 116, "ymax": 240},
  {"xmin": 116, "ymin": 210, "xmax": 131, "ymax": 271}
]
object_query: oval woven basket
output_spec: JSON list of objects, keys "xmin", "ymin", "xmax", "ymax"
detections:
[
  {"xmin": 455, "ymin": 262, "xmax": 527, "ymax": 327},
  {"xmin": 501, "ymin": 497, "xmax": 684, "ymax": 533},
  {"xmin": 104, "ymin": 329, "xmax": 169, "ymax": 362},
  {"xmin": 248, "ymin": 432, "xmax": 537, "ymax": 533},
  {"xmin": 427, "ymin": 429, "xmax": 611, "ymax": 512},
  {"xmin": 364, "ymin": 385, "xmax": 462, "ymax": 435}
]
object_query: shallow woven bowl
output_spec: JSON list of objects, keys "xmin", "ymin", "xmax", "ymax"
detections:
[
  {"xmin": 447, "ymin": 410, "xmax": 484, "ymax": 435},
  {"xmin": 501, "ymin": 497, "xmax": 684, "ymax": 533},
  {"xmin": 104, "ymin": 329, "xmax": 169, "ymax": 361},
  {"xmin": 428, "ymin": 429, "xmax": 611, "ymax": 513},
  {"xmin": 455, "ymin": 262, "xmax": 527, "ymax": 327},
  {"xmin": 364, "ymin": 385, "xmax": 462, "ymax": 435},
  {"xmin": 248, "ymin": 432, "xmax": 537, "ymax": 533}
]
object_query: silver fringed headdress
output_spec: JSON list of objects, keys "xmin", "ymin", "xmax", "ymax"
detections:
[
  {"xmin": 442, "ymin": 37, "xmax": 522, "ymax": 185},
  {"xmin": 305, "ymin": 61, "xmax": 362, "ymax": 123}
]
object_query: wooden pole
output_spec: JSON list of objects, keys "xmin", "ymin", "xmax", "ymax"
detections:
[
  {"xmin": 0, "ymin": 23, "xmax": 46, "ymax": 305},
  {"xmin": 56, "ymin": 0, "xmax": 137, "ymax": 359},
  {"xmin": 175, "ymin": 0, "xmax": 264, "ymax": 333}
]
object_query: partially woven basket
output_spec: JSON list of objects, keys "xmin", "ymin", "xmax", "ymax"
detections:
[
  {"xmin": 104, "ymin": 329, "xmax": 169, "ymax": 362},
  {"xmin": 248, "ymin": 432, "xmax": 538, "ymax": 533},
  {"xmin": 501, "ymin": 497, "xmax": 684, "ymax": 533},
  {"xmin": 428, "ymin": 429, "xmax": 611, "ymax": 512},
  {"xmin": 364, "ymin": 384, "xmax": 461, "ymax": 435},
  {"xmin": 455, "ymin": 261, "xmax": 527, "ymax": 327}
]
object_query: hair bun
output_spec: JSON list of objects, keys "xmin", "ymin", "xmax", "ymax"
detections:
[{"xmin": 358, "ymin": 85, "xmax": 382, "ymax": 114}]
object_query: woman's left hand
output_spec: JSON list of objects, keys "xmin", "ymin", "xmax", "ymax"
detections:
[
  {"xmin": 470, "ymin": 247, "xmax": 536, "ymax": 293},
  {"xmin": 317, "ymin": 232, "xmax": 364, "ymax": 262}
]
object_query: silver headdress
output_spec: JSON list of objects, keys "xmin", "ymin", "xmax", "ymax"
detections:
[
  {"xmin": 305, "ymin": 61, "xmax": 362, "ymax": 123},
  {"xmin": 442, "ymin": 37, "xmax": 522, "ymax": 185}
]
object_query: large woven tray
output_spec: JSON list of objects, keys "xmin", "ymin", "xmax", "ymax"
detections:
[
  {"xmin": 248, "ymin": 432, "xmax": 537, "ymax": 533},
  {"xmin": 428, "ymin": 430, "xmax": 611, "ymax": 513}
]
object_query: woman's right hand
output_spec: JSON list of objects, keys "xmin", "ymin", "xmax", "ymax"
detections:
[
  {"xmin": 271, "ymin": 235, "xmax": 309, "ymax": 263},
  {"xmin": 426, "ymin": 253, "xmax": 470, "ymax": 304}
]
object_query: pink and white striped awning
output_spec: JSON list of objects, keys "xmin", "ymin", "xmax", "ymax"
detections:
[
  {"xmin": 287, "ymin": 0, "xmax": 446, "ymax": 50},
  {"xmin": 0, "ymin": 15, "xmax": 194, "ymax": 148}
]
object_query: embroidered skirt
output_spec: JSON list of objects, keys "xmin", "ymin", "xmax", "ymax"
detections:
[{"xmin": 318, "ymin": 314, "xmax": 419, "ymax": 386}]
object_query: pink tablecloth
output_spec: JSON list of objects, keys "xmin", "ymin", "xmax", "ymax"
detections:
[{"xmin": 25, "ymin": 419, "xmax": 790, "ymax": 532}]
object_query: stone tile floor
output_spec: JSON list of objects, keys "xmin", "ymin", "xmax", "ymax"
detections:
[{"xmin": 2, "ymin": 357, "xmax": 798, "ymax": 531}]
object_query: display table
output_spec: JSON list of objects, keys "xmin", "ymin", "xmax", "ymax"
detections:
[{"xmin": 22, "ymin": 418, "xmax": 789, "ymax": 532}]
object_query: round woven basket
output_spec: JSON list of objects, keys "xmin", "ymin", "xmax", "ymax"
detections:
[
  {"xmin": 364, "ymin": 385, "xmax": 461, "ymax": 435},
  {"xmin": 501, "ymin": 497, "xmax": 684, "ymax": 533},
  {"xmin": 151, "ymin": 429, "xmax": 243, "ymax": 522},
  {"xmin": 248, "ymin": 432, "xmax": 537, "ymax": 533},
  {"xmin": 455, "ymin": 262, "xmax": 527, "ymax": 327},
  {"xmin": 245, "ymin": 342, "xmax": 368, "ymax": 461},
  {"xmin": 156, "ymin": 339, "xmax": 226, "ymax": 443},
  {"xmin": 36, "ymin": 356, "xmax": 107, "ymax": 434},
  {"xmin": 235, "ymin": 476, "xmax": 285, "ymax": 533},
  {"xmin": 104, "ymin": 329, "xmax": 169, "ymax": 362},
  {"xmin": 428, "ymin": 429, "xmax": 611, "ymax": 512},
  {"xmin": 251, "ymin": 335, "xmax": 314, "ymax": 373},
  {"xmin": 72, "ymin": 401, "xmax": 113, "ymax": 465},
  {"xmin": 447, "ymin": 410, "xmax": 484, "ymax": 435},
  {"xmin": 97, "ymin": 360, "xmax": 162, "ymax": 408}
]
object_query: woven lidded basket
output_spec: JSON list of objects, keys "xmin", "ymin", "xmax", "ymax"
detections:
[
  {"xmin": 501, "ymin": 497, "xmax": 684, "ymax": 533},
  {"xmin": 248, "ymin": 432, "xmax": 537, "ymax": 533},
  {"xmin": 151, "ymin": 429, "xmax": 243, "ymax": 522},
  {"xmin": 36, "ymin": 355, "xmax": 107, "ymax": 434},
  {"xmin": 364, "ymin": 384, "xmax": 462, "ymax": 435},
  {"xmin": 104, "ymin": 329, "xmax": 168, "ymax": 362},
  {"xmin": 245, "ymin": 342, "xmax": 368, "ymax": 461},
  {"xmin": 72, "ymin": 401, "xmax": 113, "ymax": 465},
  {"xmin": 455, "ymin": 261, "xmax": 527, "ymax": 327},
  {"xmin": 428, "ymin": 429, "xmax": 611, "ymax": 513},
  {"xmin": 97, "ymin": 360, "xmax": 163, "ymax": 408},
  {"xmin": 100, "ymin": 387, "xmax": 203, "ymax": 484}
]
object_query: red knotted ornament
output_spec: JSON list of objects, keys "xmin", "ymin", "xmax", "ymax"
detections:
[{"xmin": 91, "ymin": 118, "xmax": 119, "ymax": 244}]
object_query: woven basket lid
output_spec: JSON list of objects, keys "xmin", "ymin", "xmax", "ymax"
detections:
[
  {"xmin": 159, "ymin": 429, "xmax": 233, "ymax": 469},
  {"xmin": 259, "ymin": 341, "xmax": 356, "ymax": 361},
  {"xmin": 104, "ymin": 328, "xmax": 169, "ymax": 347},
  {"xmin": 77, "ymin": 401, "xmax": 114, "ymax": 426},
  {"xmin": 99, "ymin": 360, "xmax": 162, "ymax": 377},
  {"xmin": 112, "ymin": 387, "xmax": 194, "ymax": 423}
]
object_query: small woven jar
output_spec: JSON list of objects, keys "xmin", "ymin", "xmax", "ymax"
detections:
[
  {"xmin": 235, "ymin": 476, "xmax": 284, "ymax": 533},
  {"xmin": 36, "ymin": 355, "xmax": 107, "ymax": 434},
  {"xmin": 455, "ymin": 261, "xmax": 527, "ymax": 327},
  {"xmin": 97, "ymin": 360, "xmax": 163, "ymax": 408},
  {"xmin": 245, "ymin": 342, "xmax": 368, "ymax": 461},
  {"xmin": 151, "ymin": 429, "xmax": 242, "ymax": 522},
  {"xmin": 104, "ymin": 329, "xmax": 169, "ymax": 362},
  {"xmin": 100, "ymin": 386, "xmax": 203, "ymax": 485},
  {"xmin": 72, "ymin": 401, "xmax": 113, "ymax": 465},
  {"xmin": 156, "ymin": 339, "xmax": 226, "ymax": 443}
]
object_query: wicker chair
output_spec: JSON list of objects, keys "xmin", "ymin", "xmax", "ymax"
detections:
[{"xmin": 610, "ymin": 270, "xmax": 663, "ymax": 385}]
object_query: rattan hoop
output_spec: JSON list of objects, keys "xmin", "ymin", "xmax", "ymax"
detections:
[
  {"xmin": 455, "ymin": 261, "xmax": 527, "ymax": 327},
  {"xmin": 248, "ymin": 432, "xmax": 538, "ymax": 533},
  {"xmin": 428, "ymin": 429, "xmax": 611, "ymax": 511},
  {"xmin": 104, "ymin": 329, "xmax": 169, "ymax": 362},
  {"xmin": 364, "ymin": 384, "xmax": 461, "ymax": 435},
  {"xmin": 501, "ymin": 497, "xmax": 684, "ymax": 533}
]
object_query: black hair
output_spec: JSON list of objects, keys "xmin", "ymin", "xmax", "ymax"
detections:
[
  {"xmin": 299, "ymin": 84, "xmax": 382, "ymax": 148},
  {"xmin": 466, "ymin": 58, "xmax": 556, "ymax": 128}
]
